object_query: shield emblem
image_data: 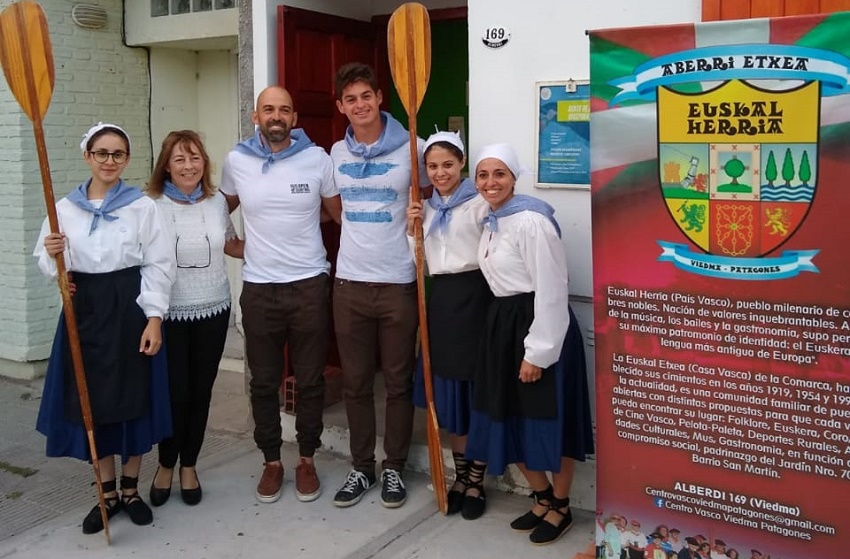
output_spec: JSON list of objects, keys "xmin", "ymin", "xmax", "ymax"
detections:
[{"xmin": 658, "ymin": 80, "xmax": 819, "ymax": 257}]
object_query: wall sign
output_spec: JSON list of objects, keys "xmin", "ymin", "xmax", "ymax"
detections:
[
  {"xmin": 482, "ymin": 26, "xmax": 510, "ymax": 49},
  {"xmin": 534, "ymin": 80, "xmax": 590, "ymax": 189}
]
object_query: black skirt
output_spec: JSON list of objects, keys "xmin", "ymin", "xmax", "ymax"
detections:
[
  {"xmin": 63, "ymin": 266, "xmax": 151, "ymax": 425},
  {"xmin": 473, "ymin": 292, "xmax": 558, "ymax": 421},
  {"xmin": 427, "ymin": 269, "xmax": 493, "ymax": 382}
]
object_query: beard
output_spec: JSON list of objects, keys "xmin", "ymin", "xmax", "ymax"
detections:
[{"xmin": 261, "ymin": 120, "xmax": 291, "ymax": 144}]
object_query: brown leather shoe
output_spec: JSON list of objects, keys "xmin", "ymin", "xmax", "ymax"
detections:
[
  {"xmin": 295, "ymin": 458, "xmax": 321, "ymax": 502},
  {"xmin": 256, "ymin": 462, "xmax": 284, "ymax": 503}
]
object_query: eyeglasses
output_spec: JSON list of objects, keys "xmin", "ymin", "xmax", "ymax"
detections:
[
  {"xmin": 88, "ymin": 150, "xmax": 128, "ymax": 164},
  {"xmin": 175, "ymin": 234, "xmax": 211, "ymax": 269}
]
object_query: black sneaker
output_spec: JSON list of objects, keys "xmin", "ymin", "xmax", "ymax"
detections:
[
  {"xmin": 380, "ymin": 468, "xmax": 407, "ymax": 508},
  {"xmin": 332, "ymin": 469, "xmax": 375, "ymax": 508}
]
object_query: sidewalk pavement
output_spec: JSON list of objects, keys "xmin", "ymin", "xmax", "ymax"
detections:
[{"xmin": 0, "ymin": 327, "xmax": 596, "ymax": 559}]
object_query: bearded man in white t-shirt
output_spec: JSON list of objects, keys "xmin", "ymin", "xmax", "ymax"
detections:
[
  {"xmin": 328, "ymin": 62, "xmax": 427, "ymax": 510},
  {"xmin": 220, "ymin": 86, "xmax": 341, "ymax": 505}
]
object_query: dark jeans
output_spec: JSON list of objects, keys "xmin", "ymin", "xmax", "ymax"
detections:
[
  {"xmin": 333, "ymin": 279, "xmax": 418, "ymax": 474},
  {"xmin": 241, "ymin": 275, "xmax": 329, "ymax": 461},
  {"xmin": 158, "ymin": 308, "xmax": 230, "ymax": 468}
]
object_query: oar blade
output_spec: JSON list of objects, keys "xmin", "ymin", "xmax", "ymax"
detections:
[
  {"xmin": 0, "ymin": 1, "xmax": 55, "ymax": 121},
  {"xmin": 387, "ymin": 2, "xmax": 431, "ymax": 115}
]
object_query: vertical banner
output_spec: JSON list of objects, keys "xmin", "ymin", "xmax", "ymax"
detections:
[{"xmin": 590, "ymin": 13, "xmax": 850, "ymax": 559}]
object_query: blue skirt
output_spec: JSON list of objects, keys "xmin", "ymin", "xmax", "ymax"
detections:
[
  {"xmin": 465, "ymin": 305, "xmax": 594, "ymax": 474},
  {"xmin": 413, "ymin": 357, "xmax": 474, "ymax": 436},
  {"xmin": 36, "ymin": 315, "xmax": 172, "ymax": 463}
]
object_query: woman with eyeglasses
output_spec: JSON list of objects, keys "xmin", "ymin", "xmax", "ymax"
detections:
[
  {"xmin": 146, "ymin": 130, "xmax": 243, "ymax": 508},
  {"xmin": 34, "ymin": 122, "xmax": 175, "ymax": 534}
]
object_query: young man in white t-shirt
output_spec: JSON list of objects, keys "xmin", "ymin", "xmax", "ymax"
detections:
[
  {"xmin": 220, "ymin": 86, "xmax": 341, "ymax": 505},
  {"xmin": 329, "ymin": 62, "xmax": 426, "ymax": 509}
]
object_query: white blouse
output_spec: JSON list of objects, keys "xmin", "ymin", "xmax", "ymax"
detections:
[
  {"xmin": 34, "ymin": 195, "xmax": 175, "ymax": 318},
  {"xmin": 409, "ymin": 194, "xmax": 490, "ymax": 275},
  {"xmin": 154, "ymin": 192, "xmax": 236, "ymax": 321},
  {"xmin": 477, "ymin": 210, "xmax": 570, "ymax": 368}
]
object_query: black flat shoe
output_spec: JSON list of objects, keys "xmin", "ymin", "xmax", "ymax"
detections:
[
  {"xmin": 81, "ymin": 480, "xmax": 121, "ymax": 535},
  {"xmin": 180, "ymin": 467, "xmax": 202, "ymax": 506},
  {"xmin": 149, "ymin": 467, "xmax": 172, "ymax": 507},
  {"xmin": 529, "ymin": 496, "xmax": 573, "ymax": 545},
  {"xmin": 510, "ymin": 484, "xmax": 553, "ymax": 532},
  {"xmin": 461, "ymin": 482, "xmax": 486, "ymax": 520},
  {"xmin": 447, "ymin": 488, "xmax": 464, "ymax": 515},
  {"xmin": 121, "ymin": 476, "xmax": 153, "ymax": 526}
]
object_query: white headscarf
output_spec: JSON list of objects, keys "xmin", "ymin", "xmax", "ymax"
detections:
[
  {"xmin": 79, "ymin": 122, "xmax": 131, "ymax": 153},
  {"xmin": 424, "ymin": 130, "xmax": 465, "ymax": 156},
  {"xmin": 472, "ymin": 143, "xmax": 530, "ymax": 178}
]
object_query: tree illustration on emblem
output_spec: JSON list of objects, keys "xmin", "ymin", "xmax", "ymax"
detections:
[
  {"xmin": 799, "ymin": 151, "xmax": 812, "ymax": 186},
  {"xmin": 724, "ymin": 155, "xmax": 745, "ymax": 185},
  {"xmin": 765, "ymin": 150, "xmax": 777, "ymax": 187},
  {"xmin": 782, "ymin": 148, "xmax": 795, "ymax": 186}
]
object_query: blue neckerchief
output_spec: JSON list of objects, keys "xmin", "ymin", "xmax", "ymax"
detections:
[
  {"xmin": 426, "ymin": 178, "xmax": 478, "ymax": 238},
  {"xmin": 235, "ymin": 128, "xmax": 315, "ymax": 174},
  {"xmin": 343, "ymin": 111, "xmax": 409, "ymax": 160},
  {"xmin": 66, "ymin": 179, "xmax": 144, "ymax": 235},
  {"xmin": 163, "ymin": 180, "xmax": 203, "ymax": 204},
  {"xmin": 483, "ymin": 194, "xmax": 562, "ymax": 238}
]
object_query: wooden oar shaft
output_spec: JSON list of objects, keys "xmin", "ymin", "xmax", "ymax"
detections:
[{"xmin": 11, "ymin": 2, "xmax": 109, "ymax": 542}]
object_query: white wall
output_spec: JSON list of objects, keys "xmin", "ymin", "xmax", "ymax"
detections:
[
  {"xmin": 125, "ymin": 2, "xmax": 237, "ymax": 46},
  {"xmin": 150, "ymin": 49, "xmax": 200, "ymax": 148},
  {"xmin": 467, "ymin": 0, "xmax": 701, "ymax": 302}
]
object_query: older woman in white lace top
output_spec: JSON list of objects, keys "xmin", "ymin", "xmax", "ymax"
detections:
[{"xmin": 146, "ymin": 130, "xmax": 243, "ymax": 507}]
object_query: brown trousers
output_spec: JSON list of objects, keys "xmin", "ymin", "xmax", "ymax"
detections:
[
  {"xmin": 241, "ymin": 275, "xmax": 329, "ymax": 461},
  {"xmin": 332, "ymin": 279, "xmax": 418, "ymax": 475}
]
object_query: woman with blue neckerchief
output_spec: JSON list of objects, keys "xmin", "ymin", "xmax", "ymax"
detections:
[
  {"xmin": 146, "ymin": 130, "xmax": 243, "ymax": 508},
  {"xmin": 34, "ymin": 122, "xmax": 175, "ymax": 535},
  {"xmin": 406, "ymin": 131, "xmax": 491, "ymax": 520},
  {"xmin": 465, "ymin": 143, "xmax": 594, "ymax": 546}
]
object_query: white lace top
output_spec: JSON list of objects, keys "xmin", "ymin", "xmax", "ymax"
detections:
[{"xmin": 154, "ymin": 192, "xmax": 235, "ymax": 321}]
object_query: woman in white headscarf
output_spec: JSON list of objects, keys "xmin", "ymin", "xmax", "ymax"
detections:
[
  {"xmin": 34, "ymin": 123, "xmax": 175, "ymax": 535},
  {"xmin": 465, "ymin": 143, "xmax": 594, "ymax": 546},
  {"xmin": 407, "ymin": 131, "xmax": 491, "ymax": 519}
]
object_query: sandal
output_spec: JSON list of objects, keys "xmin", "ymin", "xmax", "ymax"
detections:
[
  {"xmin": 121, "ymin": 475, "xmax": 153, "ymax": 526},
  {"xmin": 81, "ymin": 479, "xmax": 121, "ymax": 534},
  {"xmin": 461, "ymin": 461, "xmax": 487, "ymax": 520},
  {"xmin": 510, "ymin": 484, "xmax": 553, "ymax": 532},
  {"xmin": 447, "ymin": 452, "xmax": 468, "ymax": 515},
  {"xmin": 529, "ymin": 495, "xmax": 573, "ymax": 545}
]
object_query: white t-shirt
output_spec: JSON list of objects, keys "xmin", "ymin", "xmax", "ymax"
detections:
[
  {"xmin": 34, "ymin": 195, "xmax": 174, "ymax": 318},
  {"xmin": 331, "ymin": 139, "xmax": 427, "ymax": 283},
  {"xmin": 477, "ymin": 210, "xmax": 570, "ymax": 368},
  {"xmin": 220, "ymin": 145, "xmax": 337, "ymax": 283}
]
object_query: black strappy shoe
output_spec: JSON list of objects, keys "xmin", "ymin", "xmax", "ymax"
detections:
[
  {"xmin": 529, "ymin": 495, "xmax": 573, "ymax": 545},
  {"xmin": 510, "ymin": 484, "xmax": 553, "ymax": 532},
  {"xmin": 446, "ymin": 451, "xmax": 468, "ymax": 515},
  {"xmin": 81, "ymin": 479, "xmax": 121, "ymax": 534},
  {"xmin": 121, "ymin": 475, "xmax": 153, "ymax": 526},
  {"xmin": 461, "ymin": 461, "xmax": 487, "ymax": 520}
]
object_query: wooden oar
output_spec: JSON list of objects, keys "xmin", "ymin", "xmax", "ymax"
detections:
[
  {"xmin": 387, "ymin": 2, "xmax": 447, "ymax": 515},
  {"xmin": 0, "ymin": 1, "xmax": 110, "ymax": 543}
]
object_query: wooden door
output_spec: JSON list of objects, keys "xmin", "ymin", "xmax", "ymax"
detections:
[
  {"xmin": 276, "ymin": 7, "xmax": 386, "ymax": 382},
  {"xmin": 703, "ymin": 0, "xmax": 850, "ymax": 20},
  {"xmin": 277, "ymin": 6, "xmax": 386, "ymax": 152}
]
